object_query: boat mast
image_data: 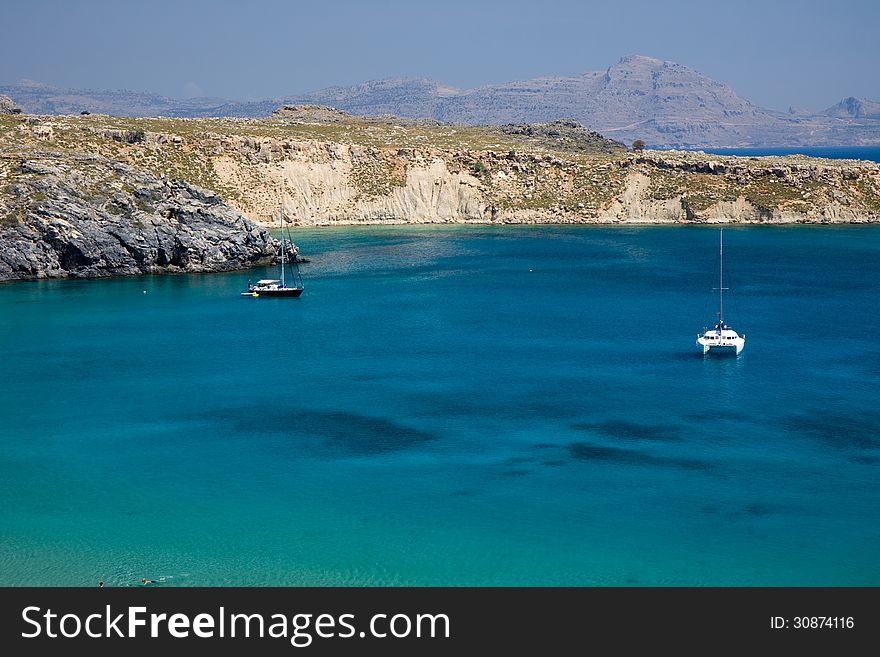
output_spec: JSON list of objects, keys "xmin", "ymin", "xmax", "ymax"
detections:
[
  {"xmin": 280, "ymin": 205, "xmax": 285, "ymax": 288},
  {"xmin": 719, "ymin": 228, "xmax": 723, "ymax": 328}
]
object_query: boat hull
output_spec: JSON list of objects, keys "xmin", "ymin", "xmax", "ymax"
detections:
[
  {"xmin": 245, "ymin": 288, "xmax": 303, "ymax": 298},
  {"xmin": 697, "ymin": 337, "xmax": 745, "ymax": 355}
]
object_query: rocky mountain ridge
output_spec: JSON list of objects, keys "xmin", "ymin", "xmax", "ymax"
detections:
[
  {"xmin": 290, "ymin": 56, "xmax": 880, "ymax": 148},
  {"xmin": 824, "ymin": 97, "xmax": 880, "ymax": 120},
  {"xmin": 3, "ymin": 56, "xmax": 880, "ymax": 147}
]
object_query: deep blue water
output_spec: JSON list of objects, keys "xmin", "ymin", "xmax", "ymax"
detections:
[
  {"xmin": 684, "ymin": 146, "xmax": 880, "ymax": 163},
  {"xmin": 1, "ymin": 225, "xmax": 879, "ymax": 586}
]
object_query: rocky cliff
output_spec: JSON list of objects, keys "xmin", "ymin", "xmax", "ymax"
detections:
[
  {"xmin": 0, "ymin": 150, "xmax": 276, "ymax": 281},
  {"xmin": 2, "ymin": 109, "xmax": 879, "ymax": 281}
]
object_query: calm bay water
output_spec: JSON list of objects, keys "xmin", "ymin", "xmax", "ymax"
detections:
[
  {"xmin": 1, "ymin": 225, "xmax": 879, "ymax": 586},
  {"xmin": 687, "ymin": 146, "xmax": 880, "ymax": 163}
]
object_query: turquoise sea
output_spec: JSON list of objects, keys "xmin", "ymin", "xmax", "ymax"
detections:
[{"xmin": 1, "ymin": 225, "xmax": 879, "ymax": 586}]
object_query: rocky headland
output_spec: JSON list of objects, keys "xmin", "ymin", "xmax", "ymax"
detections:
[
  {"xmin": 0, "ymin": 150, "xmax": 275, "ymax": 281},
  {"xmin": 1, "ymin": 106, "xmax": 879, "ymax": 281}
]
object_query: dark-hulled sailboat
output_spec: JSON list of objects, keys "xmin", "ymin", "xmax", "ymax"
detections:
[{"xmin": 241, "ymin": 207, "xmax": 304, "ymax": 298}]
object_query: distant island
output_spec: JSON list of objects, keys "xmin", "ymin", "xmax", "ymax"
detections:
[
  {"xmin": 3, "ymin": 55, "xmax": 880, "ymax": 148},
  {"xmin": 1, "ymin": 101, "xmax": 879, "ymax": 281}
]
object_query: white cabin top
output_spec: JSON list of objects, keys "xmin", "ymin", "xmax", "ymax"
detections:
[{"xmin": 703, "ymin": 327, "xmax": 742, "ymax": 339}]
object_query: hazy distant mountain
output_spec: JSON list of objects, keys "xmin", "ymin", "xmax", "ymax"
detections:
[
  {"xmin": 823, "ymin": 96, "xmax": 880, "ymax": 120},
  {"xmin": 0, "ymin": 79, "xmax": 278, "ymax": 118},
  {"xmin": 4, "ymin": 56, "xmax": 880, "ymax": 147},
  {"xmin": 297, "ymin": 78, "xmax": 462, "ymax": 119},
  {"xmin": 293, "ymin": 56, "xmax": 880, "ymax": 148}
]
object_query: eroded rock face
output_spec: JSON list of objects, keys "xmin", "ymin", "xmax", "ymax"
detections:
[
  {"xmin": 0, "ymin": 154, "xmax": 276, "ymax": 281},
  {"xmin": 205, "ymin": 137, "xmax": 880, "ymax": 227},
  {"xmin": 0, "ymin": 94, "xmax": 20, "ymax": 115}
]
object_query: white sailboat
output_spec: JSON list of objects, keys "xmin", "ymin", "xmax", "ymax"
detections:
[{"xmin": 697, "ymin": 229, "xmax": 745, "ymax": 355}]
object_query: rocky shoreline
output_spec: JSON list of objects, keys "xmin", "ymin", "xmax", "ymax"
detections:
[{"xmin": 0, "ymin": 153, "xmax": 276, "ymax": 282}]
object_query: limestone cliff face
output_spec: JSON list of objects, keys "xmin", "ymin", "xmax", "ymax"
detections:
[
  {"xmin": 213, "ymin": 143, "xmax": 488, "ymax": 224},
  {"xmin": 201, "ymin": 132, "xmax": 880, "ymax": 227},
  {"xmin": 0, "ymin": 153, "xmax": 276, "ymax": 282}
]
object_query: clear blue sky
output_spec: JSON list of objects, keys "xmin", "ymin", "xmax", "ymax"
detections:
[{"xmin": 1, "ymin": 0, "xmax": 878, "ymax": 111}]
